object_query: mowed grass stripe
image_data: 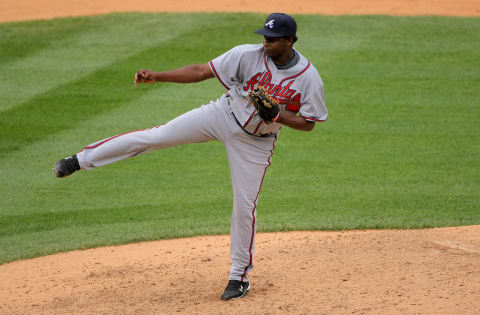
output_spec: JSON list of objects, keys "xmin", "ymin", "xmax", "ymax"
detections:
[
  {"xmin": 0, "ymin": 63, "xmax": 148, "ymax": 158},
  {"xmin": 0, "ymin": 17, "xmax": 90, "ymax": 66},
  {"xmin": 0, "ymin": 200, "xmax": 231, "ymax": 237},
  {"xmin": 0, "ymin": 14, "xmax": 196, "ymax": 113}
]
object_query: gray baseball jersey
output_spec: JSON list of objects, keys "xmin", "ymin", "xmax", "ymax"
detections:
[
  {"xmin": 210, "ymin": 44, "xmax": 327, "ymax": 136},
  {"xmin": 75, "ymin": 43, "xmax": 327, "ymax": 284}
]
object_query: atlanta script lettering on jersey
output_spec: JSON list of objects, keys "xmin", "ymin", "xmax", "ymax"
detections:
[{"xmin": 243, "ymin": 71, "xmax": 301, "ymax": 112}]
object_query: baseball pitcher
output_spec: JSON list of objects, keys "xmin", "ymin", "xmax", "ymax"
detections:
[{"xmin": 53, "ymin": 13, "xmax": 327, "ymax": 300}]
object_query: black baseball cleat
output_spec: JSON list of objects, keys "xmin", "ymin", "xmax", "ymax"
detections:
[
  {"xmin": 220, "ymin": 280, "xmax": 250, "ymax": 301},
  {"xmin": 53, "ymin": 154, "xmax": 80, "ymax": 178}
]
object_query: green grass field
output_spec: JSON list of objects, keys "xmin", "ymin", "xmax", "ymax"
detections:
[{"xmin": 0, "ymin": 13, "xmax": 479, "ymax": 264}]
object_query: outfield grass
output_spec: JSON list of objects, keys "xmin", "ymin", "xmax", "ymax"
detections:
[{"xmin": 0, "ymin": 13, "xmax": 479, "ymax": 264}]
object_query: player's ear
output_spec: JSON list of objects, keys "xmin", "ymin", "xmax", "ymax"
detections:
[{"xmin": 286, "ymin": 36, "xmax": 295, "ymax": 47}]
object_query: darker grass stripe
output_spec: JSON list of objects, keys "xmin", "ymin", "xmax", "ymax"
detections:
[
  {"xmin": 0, "ymin": 16, "xmax": 117, "ymax": 67},
  {"xmin": 0, "ymin": 202, "xmax": 229, "ymax": 237},
  {"xmin": 0, "ymin": 65, "xmax": 148, "ymax": 157},
  {"xmin": 0, "ymin": 205, "xmax": 170, "ymax": 237}
]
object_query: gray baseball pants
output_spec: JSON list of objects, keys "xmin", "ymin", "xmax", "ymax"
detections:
[{"xmin": 76, "ymin": 100, "xmax": 277, "ymax": 282}]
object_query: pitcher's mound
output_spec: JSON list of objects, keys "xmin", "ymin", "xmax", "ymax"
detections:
[{"xmin": 1, "ymin": 226, "xmax": 479, "ymax": 314}]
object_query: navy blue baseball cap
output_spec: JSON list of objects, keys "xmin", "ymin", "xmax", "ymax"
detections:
[{"xmin": 254, "ymin": 13, "xmax": 297, "ymax": 40}]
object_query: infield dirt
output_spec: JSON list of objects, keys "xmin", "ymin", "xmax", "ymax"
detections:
[
  {"xmin": 1, "ymin": 1, "xmax": 479, "ymax": 314},
  {"xmin": 1, "ymin": 0, "xmax": 480, "ymax": 22}
]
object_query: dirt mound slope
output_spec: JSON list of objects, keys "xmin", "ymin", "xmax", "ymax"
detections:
[{"xmin": 1, "ymin": 227, "xmax": 479, "ymax": 314}]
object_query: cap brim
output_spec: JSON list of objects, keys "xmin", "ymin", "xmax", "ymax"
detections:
[{"xmin": 254, "ymin": 28, "xmax": 284, "ymax": 37}]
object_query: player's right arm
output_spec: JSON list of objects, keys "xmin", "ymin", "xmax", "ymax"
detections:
[{"xmin": 134, "ymin": 64, "xmax": 214, "ymax": 86}]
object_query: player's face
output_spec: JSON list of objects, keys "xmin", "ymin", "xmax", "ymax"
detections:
[{"xmin": 263, "ymin": 36, "xmax": 292, "ymax": 58}]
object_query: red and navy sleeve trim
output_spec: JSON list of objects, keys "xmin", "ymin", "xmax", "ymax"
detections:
[
  {"xmin": 209, "ymin": 60, "xmax": 230, "ymax": 90},
  {"xmin": 301, "ymin": 115, "xmax": 327, "ymax": 122}
]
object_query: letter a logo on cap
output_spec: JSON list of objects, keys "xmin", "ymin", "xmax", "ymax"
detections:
[{"xmin": 265, "ymin": 19, "xmax": 274, "ymax": 28}]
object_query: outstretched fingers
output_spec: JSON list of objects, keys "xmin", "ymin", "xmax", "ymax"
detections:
[{"xmin": 134, "ymin": 70, "xmax": 145, "ymax": 86}]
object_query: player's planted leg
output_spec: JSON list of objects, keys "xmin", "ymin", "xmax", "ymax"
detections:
[{"xmin": 221, "ymin": 132, "xmax": 277, "ymax": 300}]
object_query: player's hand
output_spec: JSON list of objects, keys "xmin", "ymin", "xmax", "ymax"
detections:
[{"xmin": 134, "ymin": 69, "xmax": 156, "ymax": 86}]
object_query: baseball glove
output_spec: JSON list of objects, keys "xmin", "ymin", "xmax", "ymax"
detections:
[{"xmin": 248, "ymin": 86, "xmax": 280, "ymax": 124}]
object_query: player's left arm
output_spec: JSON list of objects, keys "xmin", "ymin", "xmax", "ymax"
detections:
[
  {"xmin": 277, "ymin": 67, "xmax": 327, "ymax": 132},
  {"xmin": 275, "ymin": 110, "xmax": 315, "ymax": 132}
]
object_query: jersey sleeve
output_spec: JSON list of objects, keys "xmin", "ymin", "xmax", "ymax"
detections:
[
  {"xmin": 208, "ymin": 45, "xmax": 245, "ymax": 90},
  {"xmin": 299, "ymin": 70, "xmax": 328, "ymax": 123}
]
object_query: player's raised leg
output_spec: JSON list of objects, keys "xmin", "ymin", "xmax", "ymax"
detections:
[{"xmin": 53, "ymin": 101, "xmax": 226, "ymax": 177}]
